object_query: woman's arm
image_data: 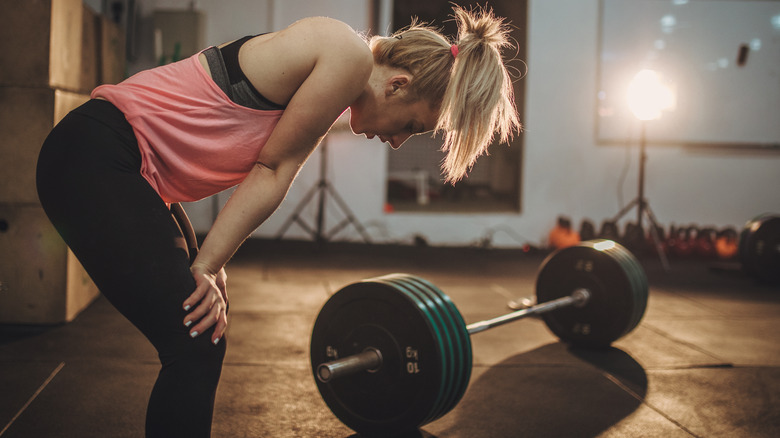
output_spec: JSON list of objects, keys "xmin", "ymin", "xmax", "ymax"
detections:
[{"xmin": 183, "ymin": 18, "xmax": 373, "ymax": 343}]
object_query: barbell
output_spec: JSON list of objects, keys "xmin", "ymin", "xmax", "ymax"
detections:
[{"xmin": 310, "ymin": 239, "xmax": 648, "ymax": 436}]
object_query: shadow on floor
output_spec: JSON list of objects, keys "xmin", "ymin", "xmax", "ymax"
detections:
[
  {"xmin": 0, "ymin": 325, "xmax": 54, "ymax": 346},
  {"xmin": 433, "ymin": 343, "xmax": 647, "ymax": 437}
]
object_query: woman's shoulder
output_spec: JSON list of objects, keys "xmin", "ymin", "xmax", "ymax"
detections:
[
  {"xmin": 239, "ymin": 16, "xmax": 372, "ymax": 108},
  {"xmin": 286, "ymin": 16, "xmax": 364, "ymax": 40},
  {"xmin": 282, "ymin": 17, "xmax": 372, "ymax": 62}
]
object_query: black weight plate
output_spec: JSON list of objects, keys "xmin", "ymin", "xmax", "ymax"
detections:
[
  {"xmin": 400, "ymin": 275, "xmax": 472, "ymax": 420},
  {"xmin": 572, "ymin": 240, "xmax": 646, "ymax": 340},
  {"xmin": 554, "ymin": 240, "xmax": 647, "ymax": 343},
  {"xmin": 381, "ymin": 275, "xmax": 472, "ymax": 424},
  {"xmin": 739, "ymin": 214, "xmax": 780, "ymax": 285},
  {"xmin": 310, "ymin": 279, "xmax": 445, "ymax": 436},
  {"xmin": 535, "ymin": 240, "xmax": 648, "ymax": 347},
  {"xmin": 537, "ymin": 241, "xmax": 623, "ymax": 346}
]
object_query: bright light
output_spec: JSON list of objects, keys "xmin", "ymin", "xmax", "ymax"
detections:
[
  {"xmin": 594, "ymin": 240, "xmax": 616, "ymax": 252},
  {"xmin": 627, "ymin": 69, "xmax": 676, "ymax": 121},
  {"xmin": 660, "ymin": 15, "xmax": 677, "ymax": 29}
]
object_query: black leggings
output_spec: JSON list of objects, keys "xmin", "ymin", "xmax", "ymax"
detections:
[{"xmin": 36, "ymin": 99, "xmax": 226, "ymax": 437}]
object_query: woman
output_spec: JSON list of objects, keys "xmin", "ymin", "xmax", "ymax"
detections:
[{"xmin": 36, "ymin": 5, "xmax": 520, "ymax": 437}]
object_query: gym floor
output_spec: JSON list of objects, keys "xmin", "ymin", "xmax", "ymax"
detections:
[{"xmin": 1, "ymin": 240, "xmax": 778, "ymax": 438}]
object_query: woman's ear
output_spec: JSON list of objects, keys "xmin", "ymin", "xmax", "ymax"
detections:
[{"xmin": 385, "ymin": 74, "xmax": 411, "ymax": 96}]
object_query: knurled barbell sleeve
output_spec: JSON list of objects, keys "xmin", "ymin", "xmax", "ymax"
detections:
[{"xmin": 317, "ymin": 348, "xmax": 383, "ymax": 383}]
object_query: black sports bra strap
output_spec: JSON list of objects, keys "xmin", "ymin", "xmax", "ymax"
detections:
[
  {"xmin": 217, "ymin": 34, "xmax": 286, "ymax": 110},
  {"xmin": 203, "ymin": 34, "xmax": 285, "ymax": 111},
  {"xmin": 203, "ymin": 47, "xmax": 233, "ymax": 100},
  {"xmin": 220, "ymin": 35, "xmax": 256, "ymax": 88}
]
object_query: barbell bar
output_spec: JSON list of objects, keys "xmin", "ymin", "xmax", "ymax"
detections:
[
  {"xmin": 465, "ymin": 288, "xmax": 590, "ymax": 335},
  {"xmin": 310, "ymin": 239, "xmax": 648, "ymax": 436}
]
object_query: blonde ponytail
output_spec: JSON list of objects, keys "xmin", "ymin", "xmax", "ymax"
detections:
[
  {"xmin": 370, "ymin": 5, "xmax": 522, "ymax": 183},
  {"xmin": 440, "ymin": 6, "xmax": 521, "ymax": 183}
]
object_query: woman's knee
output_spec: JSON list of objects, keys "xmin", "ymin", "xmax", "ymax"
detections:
[{"xmin": 161, "ymin": 333, "xmax": 227, "ymax": 379}]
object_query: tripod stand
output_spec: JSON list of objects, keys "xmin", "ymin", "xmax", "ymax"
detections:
[
  {"xmin": 275, "ymin": 137, "xmax": 372, "ymax": 245},
  {"xmin": 611, "ymin": 121, "xmax": 669, "ymax": 270}
]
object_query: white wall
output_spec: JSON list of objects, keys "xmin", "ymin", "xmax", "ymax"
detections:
[
  {"xmin": 125, "ymin": 0, "xmax": 780, "ymax": 248},
  {"xmin": 518, "ymin": 0, "xmax": 780, "ymax": 247}
]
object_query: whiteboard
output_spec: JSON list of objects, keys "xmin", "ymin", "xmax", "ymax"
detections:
[{"xmin": 596, "ymin": 0, "xmax": 780, "ymax": 146}]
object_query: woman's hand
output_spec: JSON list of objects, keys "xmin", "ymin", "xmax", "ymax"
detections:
[{"xmin": 183, "ymin": 264, "xmax": 228, "ymax": 345}]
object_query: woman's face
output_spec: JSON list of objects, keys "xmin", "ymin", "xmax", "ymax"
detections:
[{"xmin": 349, "ymin": 76, "xmax": 438, "ymax": 149}]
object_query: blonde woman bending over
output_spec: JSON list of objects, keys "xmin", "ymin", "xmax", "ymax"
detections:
[{"xmin": 36, "ymin": 5, "xmax": 521, "ymax": 437}]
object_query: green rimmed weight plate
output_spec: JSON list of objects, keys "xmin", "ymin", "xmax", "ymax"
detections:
[
  {"xmin": 310, "ymin": 278, "xmax": 447, "ymax": 436},
  {"xmin": 401, "ymin": 275, "xmax": 472, "ymax": 421},
  {"xmin": 378, "ymin": 274, "xmax": 472, "ymax": 425},
  {"xmin": 372, "ymin": 275, "xmax": 456, "ymax": 428},
  {"xmin": 535, "ymin": 240, "xmax": 648, "ymax": 347}
]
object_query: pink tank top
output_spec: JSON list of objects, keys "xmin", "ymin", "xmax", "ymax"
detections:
[{"xmin": 92, "ymin": 51, "xmax": 284, "ymax": 203}]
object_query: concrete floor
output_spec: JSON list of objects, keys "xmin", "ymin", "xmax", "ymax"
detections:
[{"xmin": 1, "ymin": 240, "xmax": 779, "ymax": 437}]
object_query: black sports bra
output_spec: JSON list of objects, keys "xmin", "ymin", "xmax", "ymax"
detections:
[{"xmin": 203, "ymin": 35, "xmax": 286, "ymax": 111}]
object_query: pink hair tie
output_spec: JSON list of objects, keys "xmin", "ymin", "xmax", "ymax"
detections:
[{"xmin": 450, "ymin": 44, "xmax": 459, "ymax": 58}]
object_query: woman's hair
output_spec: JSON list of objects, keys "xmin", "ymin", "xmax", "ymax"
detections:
[{"xmin": 369, "ymin": 5, "xmax": 522, "ymax": 183}]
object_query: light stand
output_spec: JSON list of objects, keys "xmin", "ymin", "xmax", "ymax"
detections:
[
  {"xmin": 275, "ymin": 136, "xmax": 372, "ymax": 245},
  {"xmin": 611, "ymin": 69, "xmax": 674, "ymax": 270},
  {"xmin": 611, "ymin": 121, "xmax": 669, "ymax": 270}
]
